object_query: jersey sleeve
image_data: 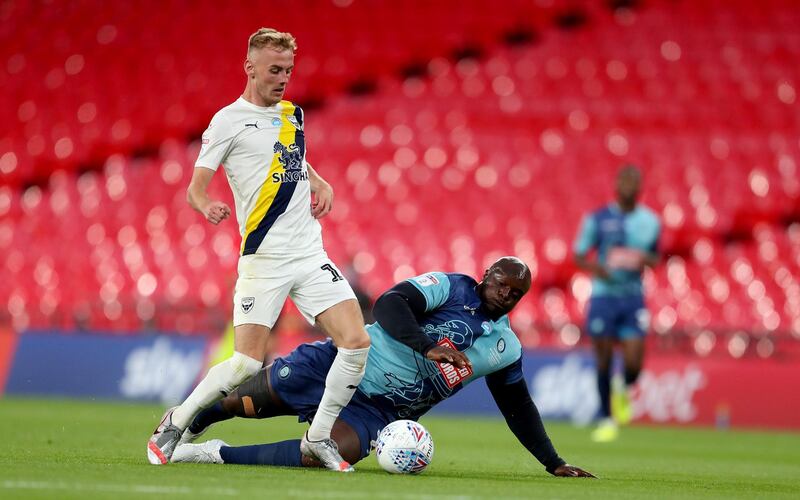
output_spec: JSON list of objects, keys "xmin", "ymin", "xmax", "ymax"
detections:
[
  {"xmin": 405, "ymin": 272, "xmax": 451, "ymax": 312},
  {"xmin": 573, "ymin": 214, "xmax": 598, "ymax": 256},
  {"xmin": 485, "ymin": 358, "xmax": 566, "ymax": 473},
  {"xmin": 195, "ymin": 112, "xmax": 235, "ymax": 171},
  {"xmin": 485, "ymin": 356, "xmax": 525, "ymax": 385}
]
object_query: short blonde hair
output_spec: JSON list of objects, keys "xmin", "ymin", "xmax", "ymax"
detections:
[{"xmin": 248, "ymin": 28, "xmax": 297, "ymax": 54}]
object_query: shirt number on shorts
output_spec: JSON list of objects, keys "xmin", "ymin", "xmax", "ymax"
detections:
[{"xmin": 321, "ymin": 263, "xmax": 344, "ymax": 282}]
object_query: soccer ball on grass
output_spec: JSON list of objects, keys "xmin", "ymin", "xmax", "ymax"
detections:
[{"xmin": 375, "ymin": 420, "xmax": 434, "ymax": 474}]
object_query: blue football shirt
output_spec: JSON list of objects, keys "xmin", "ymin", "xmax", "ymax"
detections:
[
  {"xmin": 359, "ymin": 272, "xmax": 523, "ymax": 419},
  {"xmin": 573, "ymin": 203, "xmax": 661, "ymax": 297}
]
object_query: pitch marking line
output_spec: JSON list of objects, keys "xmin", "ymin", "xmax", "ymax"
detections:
[
  {"xmin": 2, "ymin": 480, "xmax": 239, "ymax": 496},
  {"xmin": 3, "ymin": 480, "xmax": 528, "ymax": 500}
]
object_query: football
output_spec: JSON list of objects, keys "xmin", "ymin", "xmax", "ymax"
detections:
[{"xmin": 375, "ymin": 420, "xmax": 434, "ymax": 474}]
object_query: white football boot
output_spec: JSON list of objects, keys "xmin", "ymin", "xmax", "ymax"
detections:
[
  {"xmin": 171, "ymin": 439, "xmax": 228, "ymax": 464},
  {"xmin": 146, "ymin": 407, "xmax": 182, "ymax": 465},
  {"xmin": 300, "ymin": 431, "xmax": 354, "ymax": 472}
]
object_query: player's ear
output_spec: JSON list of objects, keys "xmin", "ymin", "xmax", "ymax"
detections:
[{"xmin": 244, "ymin": 57, "xmax": 255, "ymax": 79}]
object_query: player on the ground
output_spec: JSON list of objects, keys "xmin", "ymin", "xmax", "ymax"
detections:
[
  {"xmin": 147, "ymin": 28, "xmax": 370, "ymax": 471},
  {"xmin": 573, "ymin": 165, "xmax": 661, "ymax": 442},
  {"xmin": 172, "ymin": 257, "xmax": 595, "ymax": 478}
]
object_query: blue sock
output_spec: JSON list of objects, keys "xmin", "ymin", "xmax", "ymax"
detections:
[
  {"xmin": 188, "ymin": 401, "xmax": 232, "ymax": 434},
  {"xmin": 597, "ymin": 370, "xmax": 611, "ymax": 419},
  {"xmin": 219, "ymin": 439, "xmax": 303, "ymax": 466}
]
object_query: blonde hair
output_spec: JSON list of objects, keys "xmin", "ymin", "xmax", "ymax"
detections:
[{"xmin": 248, "ymin": 28, "xmax": 297, "ymax": 54}]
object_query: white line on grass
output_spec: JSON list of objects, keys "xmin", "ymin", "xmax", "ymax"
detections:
[
  {"xmin": 1, "ymin": 480, "xmax": 239, "ymax": 496},
  {"xmin": 3, "ymin": 480, "xmax": 525, "ymax": 500}
]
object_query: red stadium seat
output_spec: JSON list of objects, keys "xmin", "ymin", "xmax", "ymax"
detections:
[{"xmin": 1, "ymin": 0, "xmax": 798, "ymax": 351}]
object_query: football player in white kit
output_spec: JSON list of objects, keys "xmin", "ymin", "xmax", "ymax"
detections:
[{"xmin": 147, "ymin": 28, "xmax": 370, "ymax": 472}]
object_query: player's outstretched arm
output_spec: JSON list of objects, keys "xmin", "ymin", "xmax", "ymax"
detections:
[
  {"xmin": 573, "ymin": 215, "xmax": 609, "ymax": 279},
  {"xmin": 307, "ymin": 163, "xmax": 333, "ymax": 219},
  {"xmin": 187, "ymin": 167, "xmax": 231, "ymax": 225},
  {"xmin": 485, "ymin": 360, "xmax": 596, "ymax": 478},
  {"xmin": 373, "ymin": 282, "xmax": 470, "ymax": 368}
]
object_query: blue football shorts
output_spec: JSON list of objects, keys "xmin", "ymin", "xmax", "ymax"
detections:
[
  {"xmin": 585, "ymin": 295, "xmax": 650, "ymax": 339},
  {"xmin": 269, "ymin": 339, "xmax": 395, "ymax": 459}
]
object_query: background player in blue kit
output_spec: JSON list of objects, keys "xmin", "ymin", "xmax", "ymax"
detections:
[
  {"xmin": 573, "ymin": 166, "xmax": 662, "ymax": 442},
  {"xmin": 172, "ymin": 257, "xmax": 594, "ymax": 478}
]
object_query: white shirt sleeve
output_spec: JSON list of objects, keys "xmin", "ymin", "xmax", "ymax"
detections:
[{"xmin": 195, "ymin": 112, "xmax": 234, "ymax": 171}]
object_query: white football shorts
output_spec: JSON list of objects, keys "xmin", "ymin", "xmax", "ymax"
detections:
[{"xmin": 232, "ymin": 250, "xmax": 357, "ymax": 328}]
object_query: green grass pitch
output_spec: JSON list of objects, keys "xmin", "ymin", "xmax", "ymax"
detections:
[{"xmin": 0, "ymin": 397, "xmax": 798, "ymax": 499}]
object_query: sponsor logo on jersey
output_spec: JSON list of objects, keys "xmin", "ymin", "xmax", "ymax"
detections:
[
  {"xmin": 272, "ymin": 142, "xmax": 308, "ymax": 183},
  {"xmin": 278, "ymin": 365, "xmax": 291, "ymax": 379},
  {"xmin": 241, "ymin": 296, "xmax": 255, "ymax": 313},
  {"xmin": 245, "ymin": 121, "xmax": 259, "ymax": 129},
  {"xmin": 435, "ymin": 338, "xmax": 473, "ymax": 388},
  {"xmin": 497, "ymin": 338, "xmax": 506, "ymax": 353},
  {"xmin": 600, "ymin": 218, "xmax": 623, "ymax": 232},
  {"xmin": 488, "ymin": 347, "xmax": 502, "ymax": 367},
  {"xmin": 414, "ymin": 274, "xmax": 439, "ymax": 287}
]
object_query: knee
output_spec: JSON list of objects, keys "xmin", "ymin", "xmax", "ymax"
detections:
[
  {"xmin": 229, "ymin": 351, "xmax": 263, "ymax": 383},
  {"xmin": 338, "ymin": 329, "xmax": 370, "ymax": 350}
]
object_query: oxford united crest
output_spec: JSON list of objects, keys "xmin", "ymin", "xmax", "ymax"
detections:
[{"xmin": 241, "ymin": 296, "xmax": 255, "ymax": 314}]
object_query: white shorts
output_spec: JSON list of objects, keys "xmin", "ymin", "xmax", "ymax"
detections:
[{"xmin": 232, "ymin": 250, "xmax": 357, "ymax": 328}]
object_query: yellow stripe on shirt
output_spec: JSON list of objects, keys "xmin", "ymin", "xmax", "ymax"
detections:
[{"xmin": 240, "ymin": 100, "xmax": 298, "ymax": 254}]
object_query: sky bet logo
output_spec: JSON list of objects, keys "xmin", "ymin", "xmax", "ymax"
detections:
[
  {"xmin": 272, "ymin": 142, "xmax": 308, "ymax": 183},
  {"xmin": 436, "ymin": 338, "xmax": 473, "ymax": 388}
]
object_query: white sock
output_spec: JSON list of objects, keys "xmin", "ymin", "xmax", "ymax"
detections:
[
  {"xmin": 307, "ymin": 346, "xmax": 369, "ymax": 442},
  {"xmin": 171, "ymin": 351, "xmax": 262, "ymax": 430}
]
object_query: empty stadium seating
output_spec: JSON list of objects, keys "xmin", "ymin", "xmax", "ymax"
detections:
[{"xmin": 2, "ymin": 0, "xmax": 798, "ymax": 358}]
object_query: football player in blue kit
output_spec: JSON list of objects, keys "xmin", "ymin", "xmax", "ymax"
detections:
[
  {"xmin": 172, "ymin": 257, "xmax": 594, "ymax": 478},
  {"xmin": 573, "ymin": 166, "xmax": 661, "ymax": 442}
]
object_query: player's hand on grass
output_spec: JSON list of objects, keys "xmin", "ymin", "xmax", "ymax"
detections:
[
  {"xmin": 553, "ymin": 464, "xmax": 596, "ymax": 478},
  {"xmin": 426, "ymin": 346, "xmax": 471, "ymax": 369},
  {"xmin": 202, "ymin": 200, "xmax": 231, "ymax": 225},
  {"xmin": 311, "ymin": 183, "xmax": 333, "ymax": 219}
]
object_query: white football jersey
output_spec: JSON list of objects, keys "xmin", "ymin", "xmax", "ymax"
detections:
[{"xmin": 196, "ymin": 97, "xmax": 322, "ymax": 257}]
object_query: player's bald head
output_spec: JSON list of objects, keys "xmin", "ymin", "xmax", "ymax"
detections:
[
  {"xmin": 487, "ymin": 256, "xmax": 532, "ymax": 291},
  {"xmin": 616, "ymin": 164, "xmax": 642, "ymax": 205},
  {"xmin": 617, "ymin": 164, "xmax": 641, "ymax": 182},
  {"xmin": 478, "ymin": 256, "xmax": 531, "ymax": 318}
]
